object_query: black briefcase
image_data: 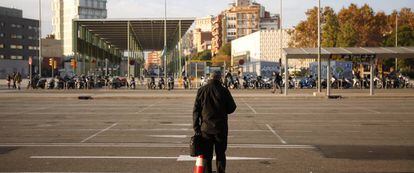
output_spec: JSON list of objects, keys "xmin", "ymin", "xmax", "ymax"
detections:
[{"xmin": 190, "ymin": 134, "xmax": 202, "ymax": 157}]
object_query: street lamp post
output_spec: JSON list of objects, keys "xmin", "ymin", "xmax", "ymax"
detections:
[
  {"xmin": 38, "ymin": 0, "xmax": 42, "ymax": 77},
  {"xmin": 395, "ymin": 13, "xmax": 398, "ymax": 71},
  {"xmin": 127, "ymin": 21, "xmax": 130, "ymax": 78},
  {"xmin": 280, "ymin": 0, "xmax": 288, "ymax": 95},
  {"xmin": 317, "ymin": 0, "xmax": 321, "ymax": 93},
  {"xmin": 164, "ymin": 0, "xmax": 167, "ymax": 80}
]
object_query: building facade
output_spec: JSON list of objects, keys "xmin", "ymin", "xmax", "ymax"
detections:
[
  {"xmin": 231, "ymin": 30, "xmax": 292, "ymax": 76},
  {"xmin": 224, "ymin": 2, "xmax": 260, "ymax": 42},
  {"xmin": 232, "ymin": 30, "xmax": 289, "ymax": 64},
  {"xmin": 0, "ymin": 6, "xmax": 39, "ymax": 78},
  {"xmin": 193, "ymin": 16, "xmax": 214, "ymax": 53},
  {"xmin": 194, "ymin": 16, "xmax": 213, "ymax": 32},
  {"xmin": 193, "ymin": 29, "xmax": 212, "ymax": 53},
  {"xmin": 211, "ymin": 15, "xmax": 223, "ymax": 56},
  {"xmin": 211, "ymin": 0, "xmax": 280, "ymax": 56},
  {"xmin": 52, "ymin": 0, "xmax": 107, "ymax": 56},
  {"xmin": 41, "ymin": 35, "xmax": 63, "ymax": 76},
  {"xmin": 145, "ymin": 51, "xmax": 161, "ymax": 70}
]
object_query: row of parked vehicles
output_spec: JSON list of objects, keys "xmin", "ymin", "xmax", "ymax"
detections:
[
  {"xmin": 220, "ymin": 73, "xmax": 412, "ymax": 90},
  {"xmin": 27, "ymin": 72, "xmax": 412, "ymax": 90},
  {"xmin": 146, "ymin": 76, "xmax": 194, "ymax": 90},
  {"xmin": 28, "ymin": 75, "xmax": 137, "ymax": 90}
]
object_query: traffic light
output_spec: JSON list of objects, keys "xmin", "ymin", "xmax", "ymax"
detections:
[
  {"xmin": 53, "ymin": 60, "xmax": 57, "ymax": 69},
  {"xmin": 49, "ymin": 58, "xmax": 53, "ymax": 67}
]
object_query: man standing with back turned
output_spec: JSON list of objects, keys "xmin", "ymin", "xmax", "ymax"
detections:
[{"xmin": 193, "ymin": 70, "xmax": 237, "ymax": 173}]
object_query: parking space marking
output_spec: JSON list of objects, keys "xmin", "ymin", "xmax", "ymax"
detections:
[
  {"xmin": 148, "ymin": 135, "xmax": 187, "ymax": 138},
  {"xmin": 242, "ymin": 98, "xmax": 257, "ymax": 114},
  {"xmin": 266, "ymin": 124, "xmax": 287, "ymax": 144},
  {"xmin": 160, "ymin": 123, "xmax": 191, "ymax": 126},
  {"xmin": 80, "ymin": 123, "xmax": 118, "ymax": 143},
  {"xmin": 136, "ymin": 99, "xmax": 164, "ymax": 114}
]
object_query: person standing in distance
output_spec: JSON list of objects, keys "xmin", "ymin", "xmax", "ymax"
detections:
[{"xmin": 193, "ymin": 70, "xmax": 237, "ymax": 173}]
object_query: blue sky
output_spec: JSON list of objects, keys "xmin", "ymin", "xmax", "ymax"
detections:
[{"xmin": 0, "ymin": 0, "xmax": 413, "ymax": 37}]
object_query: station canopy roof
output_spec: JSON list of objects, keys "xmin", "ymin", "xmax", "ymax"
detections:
[
  {"xmin": 283, "ymin": 47, "xmax": 414, "ymax": 59},
  {"xmin": 74, "ymin": 18, "xmax": 195, "ymax": 51}
]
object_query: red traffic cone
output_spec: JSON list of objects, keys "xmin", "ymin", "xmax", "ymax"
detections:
[{"xmin": 193, "ymin": 155, "xmax": 205, "ymax": 173}]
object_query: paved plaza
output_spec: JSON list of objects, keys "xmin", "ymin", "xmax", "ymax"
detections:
[{"xmin": 0, "ymin": 90, "xmax": 413, "ymax": 172}]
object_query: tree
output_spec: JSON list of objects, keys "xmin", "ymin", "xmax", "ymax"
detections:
[
  {"xmin": 337, "ymin": 22, "xmax": 358, "ymax": 47},
  {"xmin": 289, "ymin": 4, "xmax": 414, "ymax": 75},
  {"xmin": 337, "ymin": 4, "xmax": 360, "ymax": 47},
  {"xmin": 218, "ymin": 42, "xmax": 231, "ymax": 57},
  {"xmin": 290, "ymin": 7, "xmax": 341, "ymax": 48},
  {"xmin": 383, "ymin": 24, "xmax": 414, "ymax": 73},
  {"xmin": 212, "ymin": 42, "xmax": 231, "ymax": 67},
  {"xmin": 322, "ymin": 7, "xmax": 339, "ymax": 47},
  {"xmin": 192, "ymin": 50, "xmax": 212, "ymax": 61},
  {"xmin": 289, "ymin": 7, "xmax": 318, "ymax": 47}
]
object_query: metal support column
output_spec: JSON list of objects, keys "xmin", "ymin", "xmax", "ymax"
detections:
[
  {"xmin": 284, "ymin": 57, "xmax": 288, "ymax": 96},
  {"xmin": 279, "ymin": 0, "xmax": 283, "ymax": 74},
  {"xmin": 127, "ymin": 21, "xmax": 130, "ymax": 78},
  {"xmin": 326, "ymin": 56, "xmax": 331, "ymax": 97},
  {"xmin": 179, "ymin": 20, "xmax": 182, "ymax": 78},
  {"xmin": 83, "ymin": 54, "xmax": 86, "ymax": 74},
  {"xmin": 164, "ymin": 0, "xmax": 167, "ymax": 79},
  {"xmin": 317, "ymin": 0, "xmax": 322, "ymax": 93},
  {"xmin": 395, "ymin": 14, "xmax": 398, "ymax": 71},
  {"xmin": 38, "ymin": 0, "xmax": 42, "ymax": 77},
  {"xmin": 370, "ymin": 55, "xmax": 375, "ymax": 96}
]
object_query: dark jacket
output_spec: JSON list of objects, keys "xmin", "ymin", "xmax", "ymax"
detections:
[{"xmin": 193, "ymin": 80, "xmax": 237, "ymax": 134}]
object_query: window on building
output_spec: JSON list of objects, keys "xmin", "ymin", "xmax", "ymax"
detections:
[
  {"xmin": 11, "ymin": 24, "xmax": 22, "ymax": 28},
  {"xmin": 28, "ymin": 46, "xmax": 39, "ymax": 50},
  {"xmin": 10, "ymin": 55, "xmax": 23, "ymax": 60},
  {"xmin": 11, "ymin": 34, "xmax": 23, "ymax": 39},
  {"xmin": 10, "ymin": 45, "xmax": 23, "ymax": 49},
  {"xmin": 28, "ymin": 26, "xmax": 38, "ymax": 31},
  {"xmin": 0, "ymin": 55, "xmax": 4, "ymax": 59},
  {"xmin": 0, "ymin": 33, "xmax": 4, "ymax": 37},
  {"xmin": 0, "ymin": 44, "xmax": 4, "ymax": 48}
]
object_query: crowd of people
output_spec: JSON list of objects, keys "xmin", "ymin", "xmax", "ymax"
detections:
[{"xmin": 5, "ymin": 72, "xmax": 22, "ymax": 90}]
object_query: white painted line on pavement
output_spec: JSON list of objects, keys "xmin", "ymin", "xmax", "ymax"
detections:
[
  {"xmin": 242, "ymin": 98, "xmax": 257, "ymax": 114},
  {"xmin": 136, "ymin": 99, "xmax": 164, "ymax": 114},
  {"xmin": 148, "ymin": 135, "xmax": 187, "ymax": 138},
  {"xmin": 80, "ymin": 123, "xmax": 118, "ymax": 143},
  {"xmin": 176, "ymin": 155, "xmax": 273, "ymax": 161},
  {"xmin": 0, "ymin": 143, "xmax": 315, "ymax": 149},
  {"xmin": 266, "ymin": 124, "xmax": 287, "ymax": 144},
  {"xmin": 31, "ymin": 156, "xmax": 177, "ymax": 159},
  {"xmin": 160, "ymin": 123, "xmax": 191, "ymax": 126},
  {"xmin": 30, "ymin": 155, "xmax": 274, "ymax": 161}
]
